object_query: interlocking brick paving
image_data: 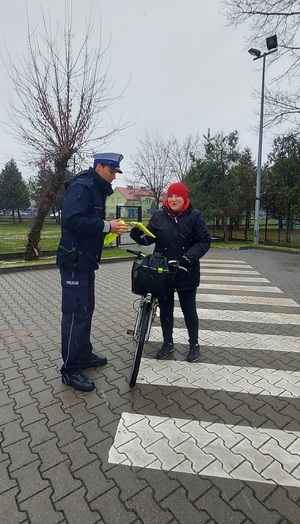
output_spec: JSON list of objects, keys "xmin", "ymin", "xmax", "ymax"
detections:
[
  {"xmin": 1, "ymin": 248, "xmax": 300, "ymax": 523},
  {"xmin": 109, "ymin": 412, "xmax": 300, "ymax": 486}
]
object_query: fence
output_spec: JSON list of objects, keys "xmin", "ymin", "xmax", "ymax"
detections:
[
  {"xmin": 209, "ymin": 217, "xmax": 300, "ymax": 249},
  {"xmin": 116, "ymin": 205, "xmax": 142, "ymax": 247},
  {"xmin": 1, "ymin": 211, "xmax": 300, "ymax": 258}
]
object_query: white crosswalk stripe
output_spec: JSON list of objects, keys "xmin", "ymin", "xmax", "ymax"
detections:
[
  {"xmin": 173, "ymin": 307, "xmax": 300, "ymax": 325},
  {"xmin": 202, "ymin": 263, "xmax": 254, "ymax": 269},
  {"xmin": 202, "ymin": 259, "xmax": 248, "ymax": 264},
  {"xmin": 202, "ymin": 275, "xmax": 270, "ymax": 282},
  {"xmin": 136, "ymin": 358, "xmax": 300, "ymax": 397},
  {"xmin": 196, "ymin": 293, "xmax": 299, "ymax": 306},
  {"xmin": 109, "ymin": 256, "xmax": 300, "ymax": 489},
  {"xmin": 109, "ymin": 413, "xmax": 300, "ymax": 487},
  {"xmin": 149, "ymin": 326, "xmax": 300, "ymax": 353},
  {"xmin": 201, "ymin": 268, "xmax": 260, "ymax": 274},
  {"xmin": 200, "ymin": 283, "xmax": 282, "ymax": 292}
]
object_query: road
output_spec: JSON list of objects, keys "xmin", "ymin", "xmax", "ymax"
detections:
[{"xmin": 0, "ymin": 248, "xmax": 300, "ymax": 523}]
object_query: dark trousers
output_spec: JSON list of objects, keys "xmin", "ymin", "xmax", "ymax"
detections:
[
  {"xmin": 60, "ymin": 268, "xmax": 95, "ymax": 377},
  {"xmin": 159, "ymin": 288, "xmax": 198, "ymax": 345}
]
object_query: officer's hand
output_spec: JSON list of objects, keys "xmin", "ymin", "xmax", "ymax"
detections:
[
  {"xmin": 179, "ymin": 254, "xmax": 193, "ymax": 272},
  {"xmin": 109, "ymin": 219, "xmax": 128, "ymax": 234}
]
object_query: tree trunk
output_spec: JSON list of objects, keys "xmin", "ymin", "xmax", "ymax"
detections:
[
  {"xmin": 286, "ymin": 204, "xmax": 292, "ymax": 244},
  {"xmin": 24, "ymin": 156, "xmax": 70, "ymax": 260},
  {"xmin": 244, "ymin": 211, "xmax": 250, "ymax": 240},
  {"xmin": 264, "ymin": 208, "xmax": 269, "ymax": 242},
  {"xmin": 223, "ymin": 214, "xmax": 229, "ymax": 242},
  {"xmin": 229, "ymin": 218, "xmax": 233, "ymax": 240}
]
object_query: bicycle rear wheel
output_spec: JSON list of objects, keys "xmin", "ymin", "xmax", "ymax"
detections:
[{"xmin": 129, "ymin": 300, "xmax": 152, "ymax": 388}]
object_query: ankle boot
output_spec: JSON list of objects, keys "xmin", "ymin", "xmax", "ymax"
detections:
[
  {"xmin": 187, "ymin": 343, "xmax": 200, "ymax": 363},
  {"xmin": 156, "ymin": 342, "xmax": 174, "ymax": 360}
]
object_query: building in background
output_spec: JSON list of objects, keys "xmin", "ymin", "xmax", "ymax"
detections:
[{"xmin": 106, "ymin": 186, "xmax": 158, "ymax": 219}]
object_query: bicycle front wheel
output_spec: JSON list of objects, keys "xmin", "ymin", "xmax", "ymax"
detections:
[{"xmin": 129, "ymin": 300, "xmax": 152, "ymax": 388}]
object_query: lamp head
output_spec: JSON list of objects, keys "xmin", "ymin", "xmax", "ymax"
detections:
[
  {"xmin": 266, "ymin": 35, "xmax": 278, "ymax": 51},
  {"xmin": 248, "ymin": 48, "xmax": 261, "ymax": 58}
]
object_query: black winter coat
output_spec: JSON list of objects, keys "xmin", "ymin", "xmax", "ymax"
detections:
[
  {"xmin": 130, "ymin": 204, "xmax": 211, "ymax": 290},
  {"xmin": 56, "ymin": 167, "xmax": 113, "ymax": 271}
]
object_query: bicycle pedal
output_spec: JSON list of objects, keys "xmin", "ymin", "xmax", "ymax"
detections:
[{"xmin": 127, "ymin": 329, "xmax": 134, "ymax": 335}]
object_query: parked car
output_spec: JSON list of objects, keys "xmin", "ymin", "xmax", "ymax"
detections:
[
  {"xmin": 20, "ymin": 210, "xmax": 36, "ymax": 217},
  {"xmin": 9, "ymin": 209, "xmax": 36, "ymax": 217},
  {"xmin": 49, "ymin": 211, "xmax": 61, "ymax": 219}
]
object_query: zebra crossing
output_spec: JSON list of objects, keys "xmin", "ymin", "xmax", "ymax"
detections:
[{"xmin": 108, "ymin": 257, "xmax": 300, "ymax": 488}]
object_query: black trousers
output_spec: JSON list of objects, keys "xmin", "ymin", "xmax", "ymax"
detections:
[
  {"xmin": 60, "ymin": 268, "xmax": 95, "ymax": 377},
  {"xmin": 158, "ymin": 288, "xmax": 198, "ymax": 345}
]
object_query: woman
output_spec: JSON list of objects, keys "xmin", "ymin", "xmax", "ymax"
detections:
[{"xmin": 130, "ymin": 182, "xmax": 211, "ymax": 362}]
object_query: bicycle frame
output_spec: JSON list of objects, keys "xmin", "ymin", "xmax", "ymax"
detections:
[
  {"xmin": 132, "ymin": 293, "xmax": 157, "ymax": 343},
  {"xmin": 127, "ymin": 248, "xmax": 177, "ymax": 387}
]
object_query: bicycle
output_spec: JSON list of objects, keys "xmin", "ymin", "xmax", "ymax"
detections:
[{"xmin": 126, "ymin": 249, "xmax": 181, "ymax": 388}]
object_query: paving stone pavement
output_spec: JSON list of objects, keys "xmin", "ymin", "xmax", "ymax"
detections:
[{"xmin": 0, "ymin": 248, "xmax": 300, "ymax": 524}]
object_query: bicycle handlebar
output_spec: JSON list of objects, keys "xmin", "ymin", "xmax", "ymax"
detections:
[
  {"xmin": 168, "ymin": 259, "xmax": 188, "ymax": 272},
  {"xmin": 126, "ymin": 250, "xmax": 188, "ymax": 271},
  {"xmin": 126, "ymin": 249, "xmax": 146, "ymax": 259}
]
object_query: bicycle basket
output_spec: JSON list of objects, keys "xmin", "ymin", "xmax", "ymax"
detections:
[{"xmin": 131, "ymin": 253, "xmax": 177, "ymax": 300}]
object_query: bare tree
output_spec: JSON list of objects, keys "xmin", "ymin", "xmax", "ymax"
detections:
[
  {"xmin": 130, "ymin": 131, "xmax": 173, "ymax": 207},
  {"xmin": 222, "ymin": 0, "xmax": 300, "ymax": 129},
  {"xmin": 5, "ymin": 4, "xmax": 125, "ymax": 259},
  {"xmin": 168, "ymin": 134, "xmax": 203, "ymax": 182}
]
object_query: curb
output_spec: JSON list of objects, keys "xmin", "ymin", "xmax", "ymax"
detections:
[
  {"xmin": 0, "ymin": 256, "xmax": 133, "ymax": 274},
  {"xmin": 1, "ymin": 246, "xmax": 300, "ymax": 275}
]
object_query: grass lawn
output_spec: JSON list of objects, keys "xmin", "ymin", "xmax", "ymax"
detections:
[
  {"xmin": 0, "ymin": 219, "xmax": 299, "ymax": 266},
  {"xmin": 0, "ymin": 219, "xmax": 61, "ymax": 254}
]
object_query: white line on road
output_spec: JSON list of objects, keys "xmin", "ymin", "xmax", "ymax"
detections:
[
  {"xmin": 149, "ymin": 326, "xmax": 300, "ymax": 353},
  {"xmin": 173, "ymin": 307, "xmax": 300, "ymax": 325},
  {"xmin": 137, "ymin": 358, "xmax": 300, "ymax": 397},
  {"xmin": 201, "ymin": 276, "xmax": 271, "ymax": 282},
  {"xmin": 202, "ymin": 259, "xmax": 248, "ymax": 264},
  {"xmin": 202, "ymin": 264, "xmax": 253, "ymax": 269},
  {"xmin": 200, "ymin": 284, "xmax": 282, "ymax": 293},
  {"xmin": 109, "ymin": 413, "xmax": 300, "ymax": 487},
  {"xmin": 196, "ymin": 293, "xmax": 299, "ymax": 307},
  {"xmin": 201, "ymin": 269, "xmax": 260, "ymax": 274}
]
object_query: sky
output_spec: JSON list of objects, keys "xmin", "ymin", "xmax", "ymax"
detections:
[{"xmin": 0, "ymin": 0, "xmax": 286, "ymax": 187}]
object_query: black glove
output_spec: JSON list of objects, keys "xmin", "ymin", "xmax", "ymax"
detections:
[
  {"xmin": 179, "ymin": 254, "xmax": 193, "ymax": 272},
  {"xmin": 130, "ymin": 227, "xmax": 144, "ymax": 243}
]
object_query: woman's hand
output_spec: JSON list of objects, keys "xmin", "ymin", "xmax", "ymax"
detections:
[{"xmin": 179, "ymin": 254, "xmax": 193, "ymax": 272}]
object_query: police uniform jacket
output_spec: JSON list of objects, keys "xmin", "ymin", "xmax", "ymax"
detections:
[
  {"xmin": 130, "ymin": 204, "xmax": 211, "ymax": 290},
  {"xmin": 57, "ymin": 167, "xmax": 113, "ymax": 271}
]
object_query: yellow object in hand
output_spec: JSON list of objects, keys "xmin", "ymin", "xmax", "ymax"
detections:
[
  {"xmin": 129, "ymin": 221, "xmax": 156, "ymax": 238},
  {"xmin": 103, "ymin": 220, "xmax": 126, "ymax": 246}
]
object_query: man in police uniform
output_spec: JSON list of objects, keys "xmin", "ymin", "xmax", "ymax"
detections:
[{"xmin": 57, "ymin": 152, "xmax": 128, "ymax": 392}]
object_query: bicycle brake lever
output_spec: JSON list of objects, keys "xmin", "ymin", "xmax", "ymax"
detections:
[{"xmin": 168, "ymin": 260, "xmax": 188, "ymax": 272}]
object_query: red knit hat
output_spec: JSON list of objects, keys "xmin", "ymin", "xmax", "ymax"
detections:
[{"xmin": 167, "ymin": 183, "xmax": 189, "ymax": 202}]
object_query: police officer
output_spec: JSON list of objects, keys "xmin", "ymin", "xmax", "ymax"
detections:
[{"xmin": 57, "ymin": 152, "xmax": 128, "ymax": 392}]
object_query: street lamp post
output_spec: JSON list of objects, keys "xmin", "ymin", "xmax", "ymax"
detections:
[{"xmin": 248, "ymin": 35, "xmax": 278, "ymax": 245}]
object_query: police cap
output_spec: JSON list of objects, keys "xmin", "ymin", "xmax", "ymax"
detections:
[{"xmin": 93, "ymin": 152, "xmax": 123, "ymax": 173}]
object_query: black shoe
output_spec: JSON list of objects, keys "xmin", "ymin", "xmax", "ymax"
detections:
[
  {"xmin": 156, "ymin": 342, "xmax": 174, "ymax": 360},
  {"xmin": 62, "ymin": 373, "xmax": 95, "ymax": 392},
  {"xmin": 187, "ymin": 344, "xmax": 200, "ymax": 363},
  {"xmin": 81, "ymin": 353, "xmax": 108, "ymax": 370}
]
